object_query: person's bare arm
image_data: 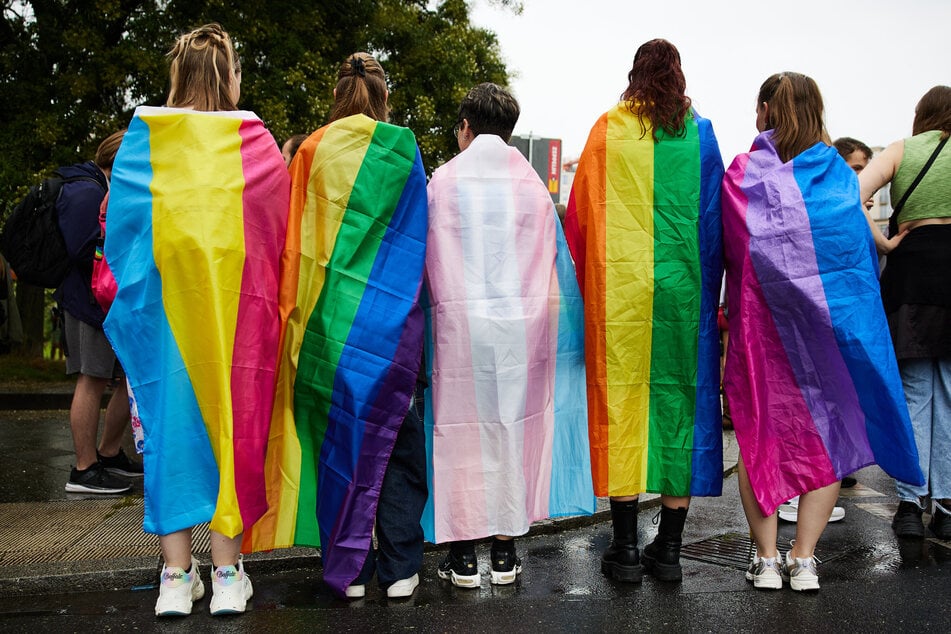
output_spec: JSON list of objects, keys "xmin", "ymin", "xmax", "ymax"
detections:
[{"xmin": 859, "ymin": 140, "xmax": 905, "ymax": 254}]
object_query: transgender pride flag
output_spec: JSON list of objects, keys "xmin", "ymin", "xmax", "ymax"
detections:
[
  {"xmin": 104, "ymin": 106, "xmax": 289, "ymax": 539},
  {"xmin": 722, "ymin": 131, "xmax": 923, "ymax": 515}
]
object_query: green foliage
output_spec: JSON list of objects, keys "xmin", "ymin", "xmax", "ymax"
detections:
[
  {"xmin": 2, "ymin": 0, "xmax": 513, "ymax": 357},
  {"xmin": 1, "ymin": 0, "xmax": 513, "ymax": 221}
]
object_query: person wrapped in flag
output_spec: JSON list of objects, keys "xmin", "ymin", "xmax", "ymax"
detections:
[
  {"xmin": 103, "ymin": 24, "xmax": 287, "ymax": 616},
  {"xmin": 248, "ymin": 52, "xmax": 429, "ymax": 600},
  {"xmin": 423, "ymin": 83, "xmax": 594, "ymax": 589},
  {"xmin": 564, "ymin": 39, "xmax": 724, "ymax": 584},
  {"xmin": 722, "ymin": 72, "xmax": 924, "ymax": 592}
]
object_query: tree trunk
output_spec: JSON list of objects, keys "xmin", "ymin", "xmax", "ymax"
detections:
[{"xmin": 14, "ymin": 282, "xmax": 46, "ymax": 357}]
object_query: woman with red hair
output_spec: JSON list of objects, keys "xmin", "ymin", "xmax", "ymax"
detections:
[{"xmin": 564, "ymin": 38, "xmax": 724, "ymax": 584}]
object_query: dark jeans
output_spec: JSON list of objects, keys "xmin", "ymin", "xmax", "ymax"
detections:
[{"xmin": 354, "ymin": 384, "xmax": 427, "ymax": 588}]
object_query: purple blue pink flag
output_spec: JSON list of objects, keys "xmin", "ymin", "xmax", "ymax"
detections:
[
  {"xmin": 421, "ymin": 135, "xmax": 594, "ymax": 543},
  {"xmin": 103, "ymin": 106, "xmax": 289, "ymax": 538},
  {"xmin": 722, "ymin": 131, "xmax": 924, "ymax": 515},
  {"xmin": 244, "ymin": 114, "xmax": 428, "ymax": 597}
]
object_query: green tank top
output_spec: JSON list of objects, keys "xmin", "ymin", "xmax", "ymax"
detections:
[{"xmin": 892, "ymin": 130, "xmax": 951, "ymax": 224}]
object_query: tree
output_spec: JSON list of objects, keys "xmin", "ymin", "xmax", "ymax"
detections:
[{"xmin": 1, "ymin": 0, "xmax": 514, "ymax": 356}]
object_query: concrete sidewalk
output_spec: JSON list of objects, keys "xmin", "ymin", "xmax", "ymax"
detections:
[{"xmin": 0, "ymin": 394, "xmax": 742, "ymax": 597}]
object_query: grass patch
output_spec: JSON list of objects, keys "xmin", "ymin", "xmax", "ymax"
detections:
[{"xmin": 0, "ymin": 354, "xmax": 71, "ymax": 384}]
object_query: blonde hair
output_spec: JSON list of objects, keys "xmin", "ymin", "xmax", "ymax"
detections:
[
  {"xmin": 328, "ymin": 52, "xmax": 389, "ymax": 123},
  {"xmin": 166, "ymin": 23, "xmax": 240, "ymax": 112}
]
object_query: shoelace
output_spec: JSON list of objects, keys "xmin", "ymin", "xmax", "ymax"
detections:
[{"xmin": 787, "ymin": 538, "xmax": 823, "ymax": 565}]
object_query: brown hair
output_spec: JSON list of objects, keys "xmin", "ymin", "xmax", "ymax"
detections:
[
  {"xmin": 328, "ymin": 52, "xmax": 389, "ymax": 123},
  {"xmin": 912, "ymin": 85, "xmax": 951, "ymax": 140},
  {"xmin": 621, "ymin": 39, "xmax": 692, "ymax": 143},
  {"xmin": 832, "ymin": 137, "xmax": 872, "ymax": 162},
  {"xmin": 757, "ymin": 72, "xmax": 830, "ymax": 163},
  {"xmin": 166, "ymin": 23, "xmax": 240, "ymax": 112},
  {"xmin": 95, "ymin": 129, "xmax": 127, "ymax": 170}
]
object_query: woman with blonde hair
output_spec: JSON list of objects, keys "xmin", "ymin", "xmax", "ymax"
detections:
[
  {"xmin": 103, "ymin": 23, "xmax": 289, "ymax": 616},
  {"xmin": 858, "ymin": 85, "xmax": 951, "ymax": 540},
  {"xmin": 721, "ymin": 72, "xmax": 922, "ymax": 591}
]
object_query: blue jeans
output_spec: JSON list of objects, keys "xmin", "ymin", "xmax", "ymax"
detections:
[
  {"xmin": 354, "ymin": 385, "xmax": 428, "ymax": 588},
  {"xmin": 896, "ymin": 358, "xmax": 951, "ymax": 503}
]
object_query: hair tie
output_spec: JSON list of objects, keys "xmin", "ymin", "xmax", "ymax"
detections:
[{"xmin": 350, "ymin": 56, "xmax": 366, "ymax": 78}]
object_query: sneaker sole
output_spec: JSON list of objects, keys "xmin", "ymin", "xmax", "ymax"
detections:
[
  {"xmin": 600, "ymin": 559, "xmax": 643, "ymax": 583},
  {"xmin": 65, "ymin": 482, "xmax": 132, "ymax": 494},
  {"xmin": 437, "ymin": 567, "xmax": 481, "ymax": 588},
  {"xmin": 746, "ymin": 573, "xmax": 783, "ymax": 590},
  {"xmin": 788, "ymin": 577, "xmax": 820, "ymax": 591},
  {"xmin": 490, "ymin": 565, "xmax": 522, "ymax": 585},
  {"xmin": 103, "ymin": 467, "xmax": 144, "ymax": 478},
  {"xmin": 210, "ymin": 581, "xmax": 253, "ymax": 615},
  {"xmin": 155, "ymin": 579, "xmax": 205, "ymax": 616}
]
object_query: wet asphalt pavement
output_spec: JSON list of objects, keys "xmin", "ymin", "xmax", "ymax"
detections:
[{"xmin": 0, "ymin": 408, "xmax": 949, "ymax": 632}]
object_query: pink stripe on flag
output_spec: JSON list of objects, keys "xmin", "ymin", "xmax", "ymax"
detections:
[
  {"xmin": 230, "ymin": 120, "xmax": 288, "ymax": 530},
  {"xmin": 426, "ymin": 157, "xmax": 489, "ymax": 540}
]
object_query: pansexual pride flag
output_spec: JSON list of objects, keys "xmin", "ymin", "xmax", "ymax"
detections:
[
  {"xmin": 422, "ymin": 135, "xmax": 594, "ymax": 544},
  {"xmin": 103, "ymin": 106, "xmax": 289, "ymax": 538},
  {"xmin": 245, "ymin": 114, "xmax": 427, "ymax": 596},
  {"xmin": 722, "ymin": 132, "xmax": 923, "ymax": 515},
  {"xmin": 564, "ymin": 104, "xmax": 724, "ymax": 498}
]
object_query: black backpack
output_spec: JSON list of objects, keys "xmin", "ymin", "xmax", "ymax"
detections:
[{"xmin": 0, "ymin": 171, "xmax": 101, "ymax": 288}]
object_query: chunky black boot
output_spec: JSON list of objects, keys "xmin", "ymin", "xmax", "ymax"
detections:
[
  {"xmin": 601, "ymin": 499, "xmax": 643, "ymax": 583},
  {"xmin": 642, "ymin": 505, "xmax": 688, "ymax": 582}
]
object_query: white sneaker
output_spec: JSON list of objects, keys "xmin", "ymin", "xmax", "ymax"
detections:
[
  {"xmin": 783, "ymin": 551, "xmax": 820, "ymax": 591},
  {"xmin": 155, "ymin": 556, "xmax": 205, "ymax": 616},
  {"xmin": 745, "ymin": 555, "xmax": 782, "ymax": 590},
  {"xmin": 777, "ymin": 496, "xmax": 845, "ymax": 523},
  {"xmin": 386, "ymin": 573, "xmax": 419, "ymax": 598},
  {"xmin": 345, "ymin": 584, "xmax": 366, "ymax": 599},
  {"xmin": 209, "ymin": 556, "xmax": 253, "ymax": 615}
]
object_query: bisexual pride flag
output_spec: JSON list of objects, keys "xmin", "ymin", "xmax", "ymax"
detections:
[
  {"xmin": 422, "ymin": 136, "xmax": 594, "ymax": 544},
  {"xmin": 245, "ymin": 114, "xmax": 427, "ymax": 597},
  {"xmin": 103, "ymin": 106, "xmax": 290, "ymax": 539},
  {"xmin": 722, "ymin": 132, "xmax": 924, "ymax": 515},
  {"xmin": 564, "ymin": 103, "xmax": 724, "ymax": 499}
]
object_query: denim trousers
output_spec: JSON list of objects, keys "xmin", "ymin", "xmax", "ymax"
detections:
[
  {"xmin": 895, "ymin": 357, "xmax": 951, "ymax": 503},
  {"xmin": 354, "ymin": 384, "xmax": 428, "ymax": 588}
]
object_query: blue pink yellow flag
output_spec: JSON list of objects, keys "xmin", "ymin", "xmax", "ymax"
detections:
[{"xmin": 103, "ymin": 106, "xmax": 289, "ymax": 538}]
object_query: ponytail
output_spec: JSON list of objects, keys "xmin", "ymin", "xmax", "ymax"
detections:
[{"xmin": 328, "ymin": 53, "xmax": 389, "ymax": 123}]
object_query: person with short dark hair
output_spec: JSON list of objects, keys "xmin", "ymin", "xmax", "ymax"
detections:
[
  {"xmin": 565, "ymin": 39, "xmax": 725, "ymax": 585},
  {"xmin": 426, "ymin": 82, "xmax": 592, "ymax": 589},
  {"xmin": 281, "ymin": 134, "xmax": 307, "ymax": 167}
]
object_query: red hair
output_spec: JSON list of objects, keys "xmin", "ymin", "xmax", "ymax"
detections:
[{"xmin": 621, "ymin": 39, "xmax": 691, "ymax": 142}]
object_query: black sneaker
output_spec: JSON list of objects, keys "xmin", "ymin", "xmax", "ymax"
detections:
[
  {"xmin": 841, "ymin": 476, "xmax": 858, "ymax": 488},
  {"xmin": 65, "ymin": 463, "xmax": 133, "ymax": 494},
  {"xmin": 892, "ymin": 501, "xmax": 925, "ymax": 538},
  {"xmin": 929, "ymin": 506, "xmax": 951, "ymax": 540},
  {"xmin": 437, "ymin": 550, "xmax": 480, "ymax": 588},
  {"xmin": 97, "ymin": 448, "xmax": 144, "ymax": 478},
  {"xmin": 490, "ymin": 549, "xmax": 522, "ymax": 585}
]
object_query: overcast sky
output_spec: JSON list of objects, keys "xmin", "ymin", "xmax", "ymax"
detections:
[{"xmin": 470, "ymin": 0, "xmax": 951, "ymax": 164}]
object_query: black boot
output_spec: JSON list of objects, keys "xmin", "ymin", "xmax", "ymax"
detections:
[
  {"xmin": 892, "ymin": 500, "xmax": 925, "ymax": 538},
  {"xmin": 642, "ymin": 505, "xmax": 687, "ymax": 582},
  {"xmin": 601, "ymin": 499, "xmax": 642, "ymax": 583}
]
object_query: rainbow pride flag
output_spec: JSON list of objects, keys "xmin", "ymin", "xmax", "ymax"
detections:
[
  {"xmin": 245, "ymin": 114, "xmax": 427, "ymax": 596},
  {"xmin": 103, "ymin": 106, "xmax": 289, "ymax": 538},
  {"xmin": 421, "ymin": 136, "xmax": 594, "ymax": 543},
  {"xmin": 564, "ymin": 103, "xmax": 724, "ymax": 498},
  {"xmin": 722, "ymin": 132, "xmax": 924, "ymax": 515}
]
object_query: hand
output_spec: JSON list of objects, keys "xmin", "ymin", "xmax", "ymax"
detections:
[{"xmin": 877, "ymin": 230, "xmax": 908, "ymax": 255}]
